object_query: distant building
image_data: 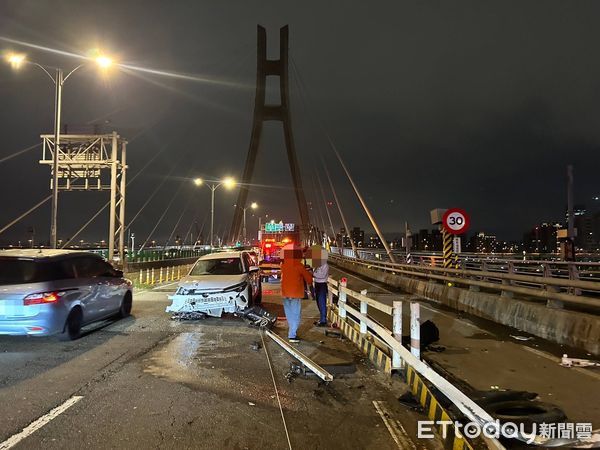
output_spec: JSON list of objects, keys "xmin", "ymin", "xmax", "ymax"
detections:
[
  {"xmin": 367, "ymin": 235, "xmax": 384, "ymax": 249},
  {"xmin": 350, "ymin": 227, "xmax": 365, "ymax": 247},
  {"xmin": 335, "ymin": 227, "xmax": 351, "ymax": 248},
  {"xmin": 469, "ymin": 232, "xmax": 499, "ymax": 253},
  {"xmin": 523, "ymin": 222, "xmax": 562, "ymax": 253},
  {"xmin": 415, "ymin": 229, "xmax": 442, "ymax": 251}
]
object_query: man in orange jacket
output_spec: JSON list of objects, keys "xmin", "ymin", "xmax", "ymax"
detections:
[{"xmin": 281, "ymin": 245, "xmax": 313, "ymax": 343}]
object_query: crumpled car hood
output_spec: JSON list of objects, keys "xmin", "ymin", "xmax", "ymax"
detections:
[{"xmin": 177, "ymin": 274, "xmax": 246, "ymax": 292}]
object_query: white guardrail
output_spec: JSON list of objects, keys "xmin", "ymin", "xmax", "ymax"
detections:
[
  {"xmin": 331, "ymin": 247, "xmax": 600, "ymax": 284},
  {"xmin": 329, "ymin": 250, "xmax": 600, "ymax": 310},
  {"xmin": 326, "ymin": 276, "xmax": 598, "ymax": 448}
]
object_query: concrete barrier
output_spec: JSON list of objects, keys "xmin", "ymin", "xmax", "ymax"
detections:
[{"xmin": 332, "ymin": 258, "xmax": 600, "ymax": 356}]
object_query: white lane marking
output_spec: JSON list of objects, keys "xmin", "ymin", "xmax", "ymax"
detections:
[
  {"xmin": 0, "ymin": 395, "xmax": 83, "ymax": 450},
  {"xmin": 152, "ymin": 281, "xmax": 179, "ymax": 290},
  {"xmin": 522, "ymin": 347, "xmax": 600, "ymax": 381},
  {"xmin": 373, "ymin": 400, "xmax": 416, "ymax": 450}
]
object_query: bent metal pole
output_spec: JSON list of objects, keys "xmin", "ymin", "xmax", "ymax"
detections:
[{"xmin": 330, "ymin": 143, "xmax": 396, "ymax": 263}]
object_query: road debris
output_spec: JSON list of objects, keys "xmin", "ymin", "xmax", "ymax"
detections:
[
  {"xmin": 250, "ymin": 341, "xmax": 262, "ymax": 352},
  {"xmin": 561, "ymin": 354, "xmax": 600, "ymax": 368},
  {"xmin": 170, "ymin": 312, "xmax": 207, "ymax": 321},
  {"xmin": 264, "ymin": 329, "xmax": 334, "ymax": 382},
  {"xmin": 510, "ymin": 335, "xmax": 534, "ymax": 341},
  {"xmin": 240, "ymin": 306, "xmax": 277, "ymax": 329}
]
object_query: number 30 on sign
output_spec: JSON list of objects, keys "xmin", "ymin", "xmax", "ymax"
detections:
[{"xmin": 442, "ymin": 208, "xmax": 470, "ymax": 235}]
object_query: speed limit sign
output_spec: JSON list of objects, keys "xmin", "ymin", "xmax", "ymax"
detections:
[{"xmin": 442, "ymin": 208, "xmax": 470, "ymax": 235}]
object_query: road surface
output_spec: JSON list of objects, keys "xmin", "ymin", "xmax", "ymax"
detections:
[{"xmin": 0, "ymin": 282, "xmax": 442, "ymax": 449}]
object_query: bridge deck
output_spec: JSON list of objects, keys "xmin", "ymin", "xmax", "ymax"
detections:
[{"xmin": 0, "ymin": 283, "xmax": 440, "ymax": 449}]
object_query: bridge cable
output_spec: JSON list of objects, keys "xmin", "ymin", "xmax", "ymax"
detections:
[
  {"xmin": 291, "ymin": 56, "xmax": 395, "ymax": 261},
  {"xmin": 139, "ymin": 165, "xmax": 197, "ymax": 252},
  {"xmin": 0, "ymin": 195, "xmax": 51, "ymax": 236},
  {"xmin": 0, "ymin": 142, "xmax": 41, "ymax": 165},
  {"xmin": 59, "ymin": 142, "xmax": 172, "ymax": 248},
  {"xmin": 191, "ymin": 213, "xmax": 209, "ymax": 248},
  {"xmin": 314, "ymin": 168, "xmax": 338, "ymax": 239},
  {"xmin": 162, "ymin": 194, "xmax": 195, "ymax": 249},
  {"xmin": 60, "ymin": 117, "xmax": 196, "ymax": 248},
  {"xmin": 320, "ymin": 156, "xmax": 359, "ymax": 256}
]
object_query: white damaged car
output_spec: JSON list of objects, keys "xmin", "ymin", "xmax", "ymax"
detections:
[{"xmin": 166, "ymin": 251, "xmax": 261, "ymax": 318}]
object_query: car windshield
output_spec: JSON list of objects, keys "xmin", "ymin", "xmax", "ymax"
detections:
[
  {"xmin": 0, "ymin": 258, "xmax": 62, "ymax": 285},
  {"xmin": 190, "ymin": 258, "xmax": 243, "ymax": 276}
]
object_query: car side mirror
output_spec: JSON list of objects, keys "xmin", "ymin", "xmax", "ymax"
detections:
[{"xmin": 249, "ymin": 266, "xmax": 260, "ymax": 272}]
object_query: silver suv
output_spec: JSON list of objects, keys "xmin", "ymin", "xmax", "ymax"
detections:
[{"xmin": 0, "ymin": 249, "xmax": 133, "ymax": 340}]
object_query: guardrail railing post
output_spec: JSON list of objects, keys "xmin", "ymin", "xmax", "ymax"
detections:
[
  {"xmin": 159, "ymin": 267, "xmax": 163, "ymax": 283},
  {"xmin": 145, "ymin": 268, "xmax": 150, "ymax": 285},
  {"xmin": 151, "ymin": 268, "xmax": 155, "ymax": 285},
  {"xmin": 501, "ymin": 262, "xmax": 515, "ymax": 298},
  {"xmin": 139, "ymin": 271, "xmax": 143, "ymax": 286},
  {"xmin": 410, "ymin": 301, "xmax": 420, "ymax": 359},
  {"xmin": 392, "ymin": 300, "xmax": 403, "ymax": 369},
  {"xmin": 338, "ymin": 278, "xmax": 347, "ymax": 319},
  {"xmin": 569, "ymin": 264, "xmax": 581, "ymax": 296},
  {"xmin": 543, "ymin": 263, "xmax": 564, "ymax": 309},
  {"xmin": 360, "ymin": 298, "xmax": 368, "ymax": 334}
]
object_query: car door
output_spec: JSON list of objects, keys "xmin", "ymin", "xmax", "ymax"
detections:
[
  {"xmin": 93, "ymin": 259, "xmax": 125, "ymax": 315},
  {"xmin": 71, "ymin": 256, "xmax": 102, "ymax": 322},
  {"xmin": 83, "ymin": 257, "xmax": 123, "ymax": 319}
]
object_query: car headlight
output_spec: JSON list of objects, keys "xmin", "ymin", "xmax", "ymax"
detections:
[
  {"xmin": 177, "ymin": 287, "xmax": 191, "ymax": 295},
  {"xmin": 224, "ymin": 282, "xmax": 248, "ymax": 293}
]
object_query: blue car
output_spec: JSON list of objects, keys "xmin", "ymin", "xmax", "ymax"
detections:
[{"xmin": 0, "ymin": 249, "xmax": 133, "ymax": 340}]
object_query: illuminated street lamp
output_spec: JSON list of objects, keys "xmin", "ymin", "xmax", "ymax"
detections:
[
  {"xmin": 193, "ymin": 177, "xmax": 236, "ymax": 249},
  {"xmin": 4, "ymin": 51, "xmax": 114, "ymax": 249}
]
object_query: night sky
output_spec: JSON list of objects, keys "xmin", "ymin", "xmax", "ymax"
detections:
[{"xmin": 1, "ymin": 1, "xmax": 600, "ymax": 245}]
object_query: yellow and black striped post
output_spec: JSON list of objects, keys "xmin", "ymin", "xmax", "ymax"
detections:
[{"xmin": 442, "ymin": 228, "xmax": 454, "ymax": 268}]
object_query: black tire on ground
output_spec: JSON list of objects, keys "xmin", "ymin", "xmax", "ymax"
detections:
[
  {"xmin": 118, "ymin": 292, "xmax": 133, "ymax": 318},
  {"xmin": 255, "ymin": 282, "xmax": 262, "ymax": 304},
  {"xmin": 59, "ymin": 307, "xmax": 83, "ymax": 341},
  {"xmin": 486, "ymin": 400, "xmax": 567, "ymax": 431}
]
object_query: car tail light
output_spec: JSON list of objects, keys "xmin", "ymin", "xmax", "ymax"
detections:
[{"xmin": 23, "ymin": 291, "xmax": 65, "ymax": 306}]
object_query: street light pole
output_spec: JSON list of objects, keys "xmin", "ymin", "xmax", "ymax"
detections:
[
  {"xmin": 210, "ymin": 184, "xmax": 216, "ymax": 249},
  {"xmin": 5, "ymin": 53, "xmax": 114, "ymax": 249},
  {"xmin": 242, "ymin": 207, "xmax": 247, "ymax": 245},
  {"xmin": 50, "ymin": 68, "xmax": 63, "ymax": 249}
]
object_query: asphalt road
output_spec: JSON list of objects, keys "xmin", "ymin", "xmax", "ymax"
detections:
[{"xmin": 0, "ymin": 284, "xmax": 443, "ymax": 450}]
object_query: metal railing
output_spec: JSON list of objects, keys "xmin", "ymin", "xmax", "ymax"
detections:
[
  {"xmin": 125, "ymin": 263, "xmax": 194, "ymax": 288},
  {"xmin": 326, "ymin": 276, "xmax": 592, "ymax": 448},
  {"xmin": 327, "ymin": 276, "xmax": 501, "ymax": 449},
  {"xmin": 331, "ymin": 247, "xmax": 600, "ymax": 287},
  {"xmin": 329, "ymin": 252, "xmax": 600, "ymax": 310}
]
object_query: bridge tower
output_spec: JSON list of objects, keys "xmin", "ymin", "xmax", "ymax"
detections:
[{"xmin": 229, "ymin": 25, "xmax": 310, "ymax": 244}]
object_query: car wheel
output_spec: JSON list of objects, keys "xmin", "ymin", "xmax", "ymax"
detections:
[
  {"xmin": 118, "ymin": 292, "xmax": 133, "ymax": 318},
  {"xmin": 59, "ymin": 307, "xmax": 83, "ymax": 341},
  {"xmin": 255, "ymin": 281, "xmax": 262, "ymax": 304}
]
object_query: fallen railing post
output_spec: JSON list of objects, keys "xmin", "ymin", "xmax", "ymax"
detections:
[
  {"xmin": 410, "ymin": 301, "xmax": 420, "ymax": 359},
  {"xmin": 392, "ymin": 300, "xmax": 403, "ymax": 369}
]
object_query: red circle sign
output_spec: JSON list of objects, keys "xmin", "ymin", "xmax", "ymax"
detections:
[{"xmin": 442, "ymin": 208, "xmax": 470, "ymax": 235}]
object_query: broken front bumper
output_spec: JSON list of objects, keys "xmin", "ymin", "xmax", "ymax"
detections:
[{"xmin": 166, "ymin": 291, "xmax": 248, "ymax": 317}]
